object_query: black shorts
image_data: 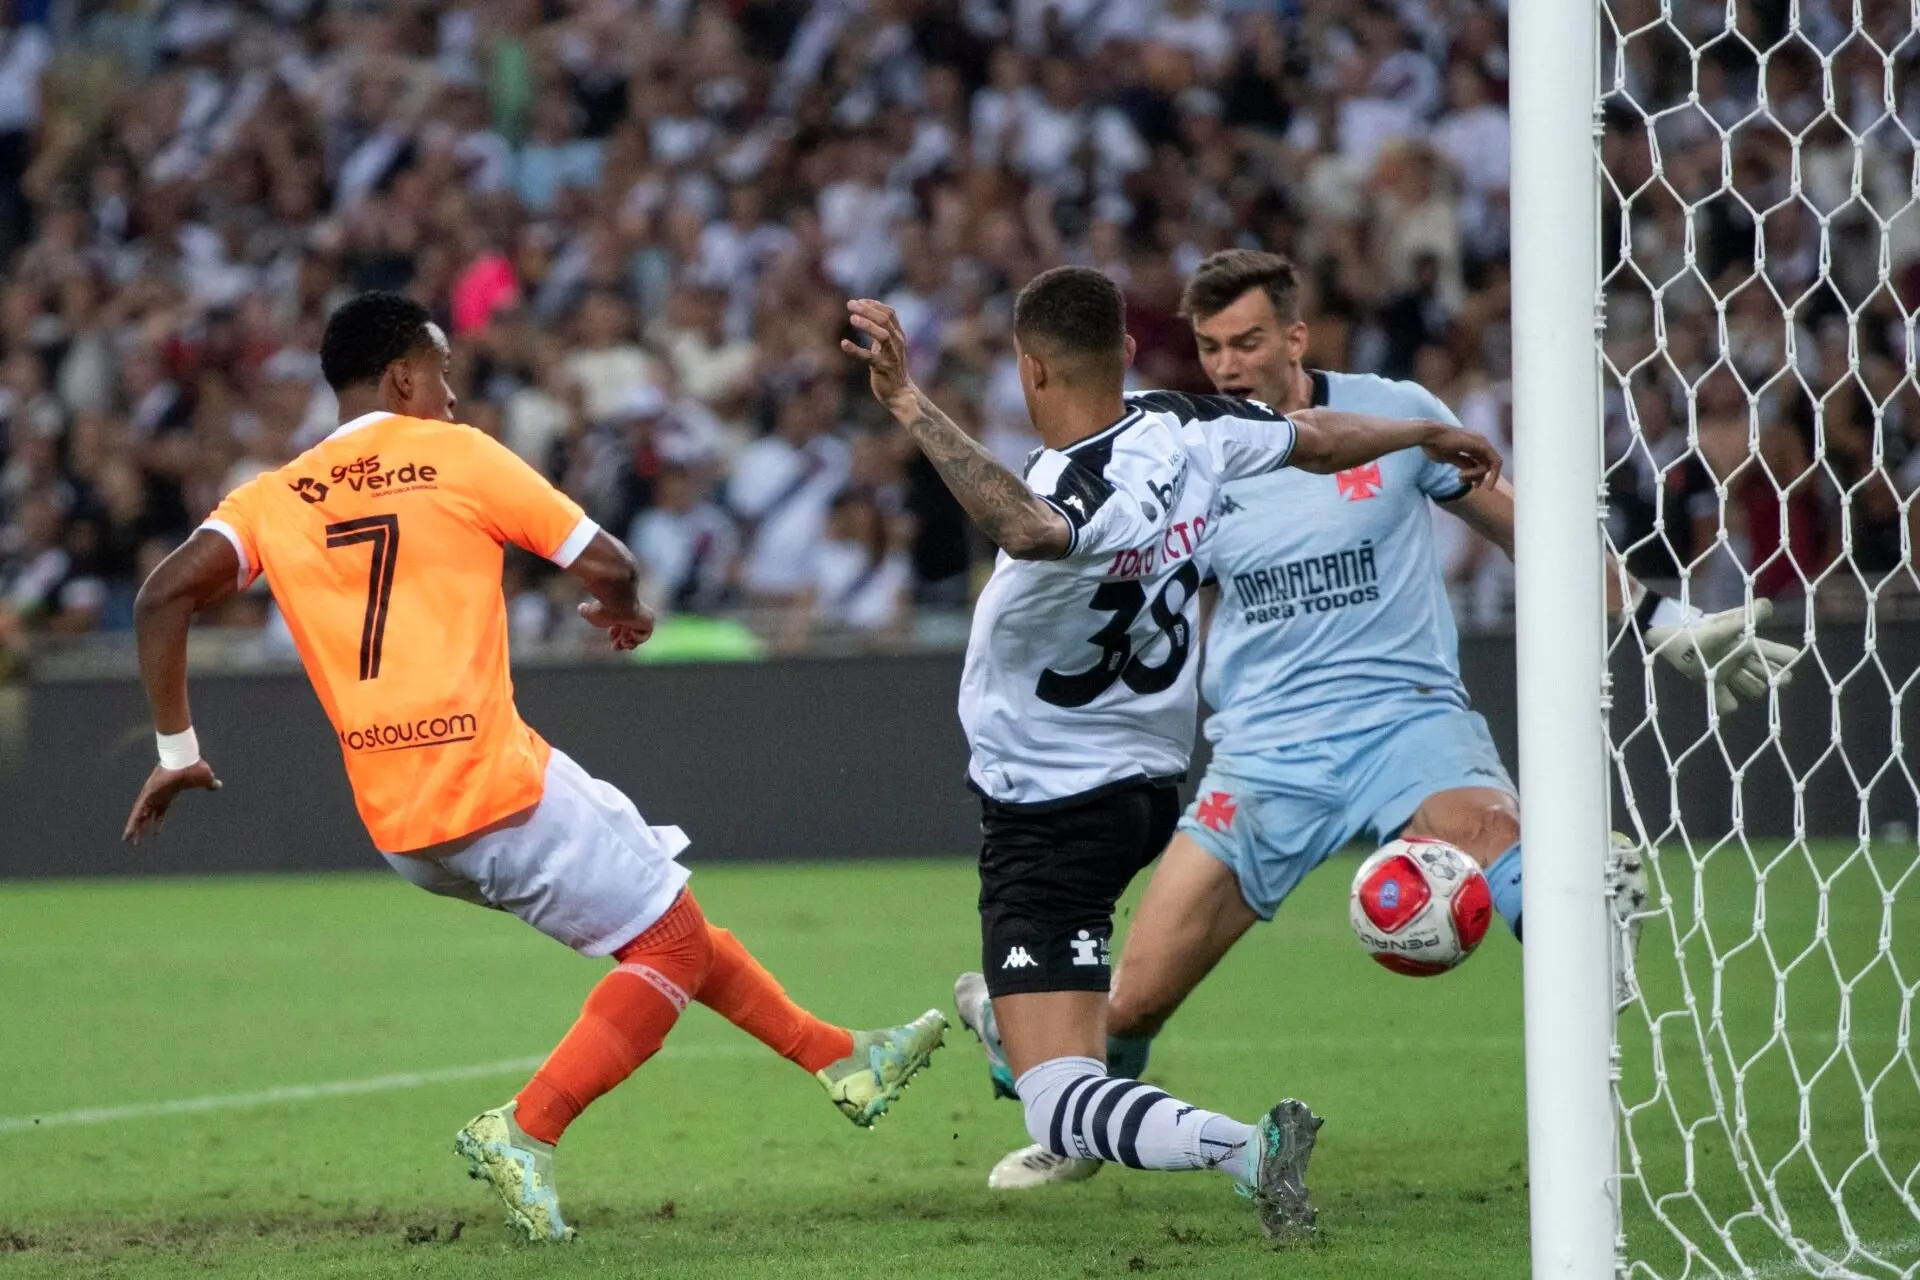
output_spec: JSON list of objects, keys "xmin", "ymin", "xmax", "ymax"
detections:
[{"xmin": 978, "ymin": 781, "xmax": 1181, "ymax": 997}]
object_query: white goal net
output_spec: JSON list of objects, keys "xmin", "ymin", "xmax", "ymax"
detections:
[{"xmin": 1597, "ymin": 0, "xmax": 1920, "ymax": 1274}]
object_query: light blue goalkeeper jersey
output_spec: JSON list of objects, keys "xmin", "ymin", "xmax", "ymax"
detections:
[{"xmin": 1199, "ymin": 370, "xmax": 1477, "ymax": 751}]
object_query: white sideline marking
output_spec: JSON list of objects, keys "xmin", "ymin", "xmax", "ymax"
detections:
[
  {"xmin": 1745, "ymin": 1235, "xmax": 1920, "ymax": 1279},
  {"xmin": 0, "ymin": 1042, "xmax": 764, "ymax": 1135},
  {"xmin": 0, "ymin": 1032, "xmax": 1501, "ymax": 1137}
]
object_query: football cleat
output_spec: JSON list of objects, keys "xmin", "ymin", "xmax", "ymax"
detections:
[
  {"xmin": 1607, "ymin": 832, "xmax": 1650, "ymax": 1006},
  {"xmin": 1246, "ymin": 1099, "xmax": 1323, "ymax": 1242},
  {"xmin": 815, "ymin": 1009, "xmax": 947, "ymax": 1127},
  {"xmin": 952, "ymin": 971, "xmax": 1018, "ymax": 1100},
  {"xmin": 987, "ymin": 1142, "xmax": 1103, "ymax": 1190},
  {"xmin": 453, "ymin": 1102, "xmax": 574, "ymax": 1243}
]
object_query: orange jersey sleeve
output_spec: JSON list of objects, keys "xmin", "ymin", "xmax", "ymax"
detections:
[
  {"xmin": 215, "ymin": 413, "xmax": 596, "ymax": 854},
  {"xmin": 461, "ymin": 430, "xmax": 597, "ymax": 565},
  {"xmin": 203, "ymin": 477, "xmax": 270, "ymax": 588}
]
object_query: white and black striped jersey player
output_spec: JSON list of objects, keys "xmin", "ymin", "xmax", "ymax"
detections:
[
  {"xmin": 843, "ymin": 275, "xmax": 1500, "ymax": 1237},
  {"xmin": 960, "ymin": 390, "xmax": 1299, "ymax": 810}
]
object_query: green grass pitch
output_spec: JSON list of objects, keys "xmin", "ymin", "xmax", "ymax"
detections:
[{"xmin": 0, "ymin": 845, "xmax": 1912, "ymax": 1278}]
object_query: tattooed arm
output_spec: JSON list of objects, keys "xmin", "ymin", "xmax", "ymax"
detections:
[
  {"xmin": 843, "ymin": 299, "xmax": 1070, "ymax": 560},
  {"xmin": 889, "ymin": 386, "xmax": 1069, "ymax": 560}
]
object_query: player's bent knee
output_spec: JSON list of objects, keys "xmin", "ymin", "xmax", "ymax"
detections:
[
  {"xmin": 1474, "ymin": 806, "xmax": 1521, "ymax": 859},
  {"xmin": 1421, "ymin": 793, "xmax": 1522, "ymax": 865},
  {"xmin": 681, "ymin": 915, "xmax": 717, "ymax": 990},
  {"xmin": 613, "ymin": 891, "xmax": 716, "ymax": 993},
  {"xmin": 1106, "ymin": 985, "xmax": 1172, "ymax": 1041}
]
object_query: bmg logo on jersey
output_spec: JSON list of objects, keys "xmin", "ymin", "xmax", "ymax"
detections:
[{"xmin": 330, "ymin": 454, "xmax": 440, "ymax": 494}]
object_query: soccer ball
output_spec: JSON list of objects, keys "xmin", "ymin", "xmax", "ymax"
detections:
[{"xmin": 1348, "ymin": 837, "xmax": 1494, "ymax": 977}]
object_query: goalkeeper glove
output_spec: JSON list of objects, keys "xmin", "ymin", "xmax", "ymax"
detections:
[{"xmin": 1637, "ymin": 592, "xmax": 1798, "ymax": 714}]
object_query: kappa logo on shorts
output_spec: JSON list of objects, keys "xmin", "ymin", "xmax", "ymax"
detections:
[
  {"xmin": 1002, "ymin": 946, "xmax": 1037, "ymax": 969},
  {"xmin": 1196, "ymin": 791, "xmax": 1238, "ymax": 833}
]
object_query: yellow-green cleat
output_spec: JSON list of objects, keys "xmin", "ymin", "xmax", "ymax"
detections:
[
  {"xmin": 453, "ymin": 1102, "xmax": 575, "ymax": 1243},
  {"xmin": 815, "ymin": 1009, "xmax": 948, "ymax": 1127}
]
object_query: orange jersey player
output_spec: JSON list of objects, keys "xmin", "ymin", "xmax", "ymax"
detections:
[{"xmin": 122, "ymin": 292, "xmax": 945, "ymax": 1243}]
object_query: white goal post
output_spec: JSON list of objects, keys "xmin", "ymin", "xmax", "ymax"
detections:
[
  {"xmin": 1512, "ymin": 0, "xmax": 1615, "ymax": 1271},
  {"xmin": 1517, "ymin": 0, "xmax": 1920, "ymax": 1275}
]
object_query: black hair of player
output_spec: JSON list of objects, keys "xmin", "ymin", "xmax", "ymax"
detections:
[
  {"xmin": 1012, "ymin": 266, "xmax": 1127, "ymax": 365},
  {"xmin": 320, "ymin": 291, "xmax": 438, "ymax": 392},
  {"xmin": 1179, "ymin": 249, "xmax": 1302, "ymax": 325}
]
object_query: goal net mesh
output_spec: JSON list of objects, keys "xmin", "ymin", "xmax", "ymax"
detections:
[{"xmin": 1599, "ymin": 0, "xmax": 1920, "ymax": 1275}]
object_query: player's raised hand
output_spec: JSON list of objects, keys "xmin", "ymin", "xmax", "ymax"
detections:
[
  {"xmin": 578, "ymin": 599, "xmax": 656, "ymax": 651},
  {"xmin": 122, "ymin": 760, "xmax": 222, "ymax": 844},
  {"xmin": 1646, "ymin": 596, "xmax": 1798, "ymax": 713},
  {"xmin": 842, "ymin": 299, "xmax": 918, "ymax": 416},
  {"xmin": 1418, "ymin": 423, "xmax": 1504, "ymax": 490}
]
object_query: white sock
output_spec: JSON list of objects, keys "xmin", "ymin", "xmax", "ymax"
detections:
[
  {"xmin": 1014, "ymin": 1056, "xmax": 1252, "ymax": 1172},
  {"xmin": 1199, "ymin": 1112, "xmax": 1255, "ymax": 1183}
]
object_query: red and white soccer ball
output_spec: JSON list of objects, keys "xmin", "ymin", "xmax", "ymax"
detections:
[{"xmin": 1348, "ymin": 836, "xmax": 1494, "ymax": 977}]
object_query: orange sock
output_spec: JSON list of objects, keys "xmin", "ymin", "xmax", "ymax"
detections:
[
  {"xmin": 514, "ymin": 891, "xmax": 713, "ymax": 1146},
  {"xmin": 695, "ymin": 925, "xmax": 854, "ymax": 1073}
]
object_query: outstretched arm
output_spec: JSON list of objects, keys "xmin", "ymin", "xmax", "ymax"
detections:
[
  {"xmin": 1439, "ymin": 477, "xmax": 1794, "ymax": 712},
  {"xmin": 843, "ymin": 299, "xmax": 1069, "ymax": 560},
  {"xmin": 1286, "ymin": 408, "xmax": 1503, "ymax": 488},
  {"xmin": 124, "ymin": 530, "xmax": 237, "ymax": 842},
  {"xmin": 1448, "ymin": 478, "xmax": 1631, "ymax": 610}
]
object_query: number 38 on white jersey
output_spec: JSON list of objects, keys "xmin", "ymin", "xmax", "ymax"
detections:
[{"xmin": 959, "ymin": 392, "xmax": 1299, "ymax": 809}]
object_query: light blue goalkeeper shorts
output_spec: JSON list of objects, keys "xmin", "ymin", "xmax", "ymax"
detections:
[{"xmin": 1177, "ymin": 705, "xmax": 1514, "ymax": 920}]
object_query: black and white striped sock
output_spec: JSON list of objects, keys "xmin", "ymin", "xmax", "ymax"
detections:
[{"xmin": 1015, "ymin": 1056, "xmax": 1253, "ymax": 1174}]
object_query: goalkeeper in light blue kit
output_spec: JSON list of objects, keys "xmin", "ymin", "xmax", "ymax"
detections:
[{"xmin": 955, "ymin": 249, "xmax": 1797, "ymax": 1189}]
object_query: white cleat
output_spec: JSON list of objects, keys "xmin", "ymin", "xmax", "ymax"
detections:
[
  {"xmin": 1607, "ymin": 832, "xmax": 1649, "ymax": 1007},
  {"xmin": 952, "ymin": 971, "xmax": 1018, "ymax": 1100},
  {"xmin": 987, "ymin": 1143, "xmax": 1103, "ymax": 1190}
]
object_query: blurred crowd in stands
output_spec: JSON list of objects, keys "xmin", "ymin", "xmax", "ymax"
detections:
[
  {"xmin": 1600, "ymin": 0, "xmax": 1920, "ymax": 617},
  {"xmin": 0, "ymin": 0, "xmax": 1911, "ymax": 674}
]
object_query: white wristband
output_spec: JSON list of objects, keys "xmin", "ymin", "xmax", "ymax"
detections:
[
  {"xmin": 1647, "ymin": 595, "xmax": 1699, "ymax": 631},
  {"xmin": 156, "ymin": 727, "xmax": 201, "ymax": 770}
]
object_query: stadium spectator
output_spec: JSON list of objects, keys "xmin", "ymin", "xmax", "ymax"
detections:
[
  {"xmin": 628, "ymin": 459, "xmax": 738, "ymax": 618},
  {"xmin": 0, "ymin": 0, "xmax": 1899, "ymax": 670},
  {"xmin": 728, "ymin": 367, "xmax": 851, "ymax": 604},
  {"xmin": 565, "ymin": 287, "xmax": 658, "ymax": 426},
  {"xmin": 781, "ymin": 486, "xmax": 913, "ymax": 648}
]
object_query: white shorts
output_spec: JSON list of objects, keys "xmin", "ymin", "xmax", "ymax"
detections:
[{"xmin": 382, "ymin": 748, "xmax": 693, "ymax": 956}]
